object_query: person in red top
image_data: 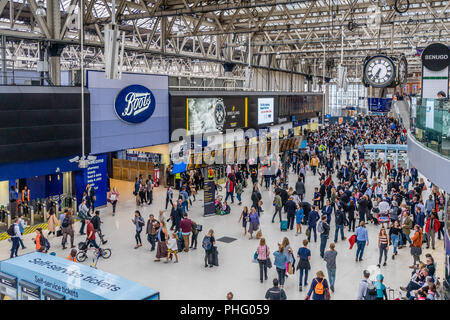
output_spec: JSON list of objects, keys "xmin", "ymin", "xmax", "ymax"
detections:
[
  {"xmin": 86, "ymin": 218, "xmax": 99, "ymax": 249},
  {"xmin": 425, "ymin": 212, "xmax": 440, "ymax": 250},
  {"xmin": 180, "ymin": 213, "xmax": 192, "ymax": 252},
  {"xmin": 225, "ymin": 177, "xmax": 234, "ymax": 204}
]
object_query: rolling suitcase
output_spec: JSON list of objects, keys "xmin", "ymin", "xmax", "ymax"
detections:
[{"xmin": 280, "ymin": 211, "xmax": 288, "ymax": 231}]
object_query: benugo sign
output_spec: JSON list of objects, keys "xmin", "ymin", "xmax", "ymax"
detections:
[
  {"xmin": 421, "ymin": 43, "xmax": 450, "ymax": 72},
  {"xmin": 114, "ymin": 84, "xmax": 156, "ymax": 124}
]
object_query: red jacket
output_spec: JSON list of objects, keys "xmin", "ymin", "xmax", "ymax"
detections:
[
  {"xmin": 226, "ymin": 180, "xmax": 234, "ymax": 193},
  {"xmin": 425, "ymin": 217, "xmax": 440, "ymax": 233},
  {"xmin": 348, "ymin": 234, "xmax": 357, "ymax": 249}
]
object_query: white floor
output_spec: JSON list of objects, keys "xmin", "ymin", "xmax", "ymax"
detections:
[{"xmin": 0, "ymin": 165, "xmax": 445, "ymax": 300}]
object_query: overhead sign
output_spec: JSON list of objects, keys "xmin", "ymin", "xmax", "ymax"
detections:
[
  {"xmin": 421, "ymin": 43, "xmax": 450, "ymax": 71},
  {"xmin": 114, "ymin": 84, "xmax": 156, "ymax": 124},
  {"xmin": 258, "ymin": 98, "xmax": 274, "ymax": 124}
]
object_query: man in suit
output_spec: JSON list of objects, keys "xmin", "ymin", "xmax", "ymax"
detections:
[
  {"xmin": 285, "ymin": 196, "xmax": 297, "ymax": 230},
  {"xmin": 322, "ymin": 200, "xmax": 333, "ymax": 224}
]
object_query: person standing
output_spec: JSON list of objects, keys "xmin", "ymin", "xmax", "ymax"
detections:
[
  {"xmin": 272, "ymin": 191, "xmax": 283, "ymax": 223},
  {"xmin": 297, "ymin": 239, "xmax": 311, "ymax": 292},
  {"xmin": 78, "ymin": 199, "xmax": 90, "ymax": 235},
  {"xmin": 285, "ymin": 196, "xmax": 297, "ymax": 230},
  {"xmin": 225, "ymin": 177, "xmax": 234, "ymax": 204},
  {"xmin": 9, "ymin": 218, "xmax": 21, "ymax": 258},
  {"xmin": 377, "ymin": 228, "xmax": 390, "ymax": 267},
  {"xmin": 235, "ymin": 180, "xmax": 243, "ymax": 206},
  {"xmin": 147, "ymin": 177, "xmax": 153, "ymax": 205},
  {"xmin": 61, "ymin": 209, "xmax": 75, "ymax": 250},
  {"xmin": 47, "ymin": 210, "xmax": 58, "ymax": 237},
  {"xmin": 295, "ymin": 204, "xmax": 304, "ymax": 235},
  {"xmin": 305, "ymin": 270, "xmax": 330, "ymax": 300},
  {"xmin": 165, "ymin": 186, "xmax": 174, "ymax": 210},
  {"xmin": 154, "ymin": 221, "xmax": 169, "ymax": 262},
  {"xmin": 273, "ymin": 243, "xmax": 288, "ymax": 289},
  {"xmin": 180, "ymin": 213, "xmax": 192, "ymax": 253},
  {"xmin": 238, "ymin": 206, "xmax": 249, "ymax": 236},
  {"xmin": 295, "ymin": 177, "xmax": 305, "ymax": 201},
  {"xmin": 347, "ymin": 200, "xmax": 356, "ymax": 232},
  {"xmin": 132, "ymin": 210, "xmax": 145, "ymax": 249},
  {"xmin": 190, "ymin": 219, "xmax": 199, "ymax": 250},
  {"xmin": 9, "ymin": 186, "xmax": 18, "ymax": 218},
  {"xmin": 322, "ymin": 200, "xmax": 333, "ymax": 225},
  {"xmin": 334, "ymin": 205, "xmax": 347, "ymax": 243},
  {"xmin": 169, "ymin": 201, "xmax": 183, "ymax": 232},
  {"xmin": 202, "ymin": 229, "xmax": 216, "ymax": 268},
  {"xmin": 389, "ymin": 220, "xmax": 402, "ymax": 259},
  {"xmin": 401, "ymin": 211, "xmax": 413, "ymax": 247},
  {"xmin": 355, "ymin": 221, "xmax": 369, "ymax": 262},
  {"xmin": 425, "ymin": 212, "xmax": 440, "ymax": 250},
  {"xmin": 256, "ymin": 238, "xmax": 270, "ymax": 283},
  {"xmin": 323, "ymin": 243, "xmax": 337, "ymax": 292},
  {"xmin": 318, "ymin": 215, "xmax": 330, "ymax": 258},
  {"xmin": 410, "ymin": 225, "xmax": 423, "ymax": 269},
  {"xmin": 248, "ymin": 207, "xmax": 260, "ymax": 240},
  {"xmin": 17, "ymin": 214, "xmax": 26, "ymax": 249},
  {"xmin": 357, "ymin": 270, "xmax": 372, "ymax": 300},
  {"xmin": 146, "ymin": 214, "xmax": 158, "ymax": 251}
]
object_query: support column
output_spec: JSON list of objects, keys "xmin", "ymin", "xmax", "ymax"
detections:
[
  {"xmin": 1, "ymin": 35, "xmax": 6, "ymax": 85},
  {"xmin": 47, "ymin": 0, "xmax": 61, "ymax": 85},
  {"xmin": 161, "ymin": 17, "xmax": 166, "ymax": 53}
]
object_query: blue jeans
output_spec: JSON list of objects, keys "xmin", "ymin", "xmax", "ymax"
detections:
[
  {"xmin": 299, "ymin": 267, "xmax": 309, "ymax": 286},
  {"xmin": 18, "ymin": 237, "xmax": 26, "ymax": 249},
  {"xmin": 334, "ymin": 224, "xmax": 345, "ymax": 242},
  {"xmin": 320, "ymin": 233, "xmax": 328, "ymax": 258},
  {"xmin": 307, "ymin": 225, "xmax": 317, "ymax": 242},
  {"xmin": 79, "ymin": 220, "xmax": 86, "ymax": 234},
  {"xmin": 403, "ymin": 182, "xmax": 409, "ymax": 191},
  {"xmin": 327, "ymin": 268, "xmax": 336, "ymax": 287},
  {"xmin": 404, "ymin": 233, "xmax": 412, "ymax": 245},
  {"xmin": 225, "ymin": 192, "xmax": 234, "ymax": 203},
  {"xmin": 391, "ymin": 234, "xmax": 399, "ymax": 254},
  {"xmin": 356, "ymin": 240, "xmax": 366, "ymax": 260},
  {"xmin": 10, "ymin": 237, "xmax": 20, "ymax": 258},
  {"xmin": 236, "ymin": 193, "xmax": 242, "ymax": 202}
]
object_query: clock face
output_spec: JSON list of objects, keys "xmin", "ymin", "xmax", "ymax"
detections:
[
  {"xmin": 364, "ymin": 55, "xmax": 396, "ymax": 88},
  {"xmin": 214, "ymin": 100, "xmax": 226, "ymax": 128}
]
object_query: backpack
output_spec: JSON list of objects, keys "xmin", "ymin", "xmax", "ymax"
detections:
[
  {"xmin": 202, "ymin": 236, "xmax": 212, "ymax": 251},
  {"xmin": 7, "ymin": 224, "xmax": 15, "ymax": 236},
  {"xmin": 364, "ymin": 280, "xmax": 377, "ymax": 300},
  {"xmin": 315, "ymin": 278, "xmax": 324, "ymax": 295},
  {"xmin": 317, "ymin": 221, "xmax": 324, "ymax": 234},
  {"xmin": 44, "ymin": 237, "xmax": 51, "ymax": 251},
  {"xmin": 62, "ymin": 217, "xmax": 70, "ymax": 228}
]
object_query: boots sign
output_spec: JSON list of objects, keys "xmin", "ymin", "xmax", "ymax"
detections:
[
  {"xmin": 421, "ymin": 43, "xmax": 450, "ymax": 71},
  {"xmin": 114, "ymin": 85, "xmax": 156, "ymax": 124}
]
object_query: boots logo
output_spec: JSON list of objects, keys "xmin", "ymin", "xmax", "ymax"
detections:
[{"xmin": 114, "ymin": 85, "xmax": 156, "ymax": 124}]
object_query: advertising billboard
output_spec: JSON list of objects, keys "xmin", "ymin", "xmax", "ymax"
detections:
[
  {"xmin": 258, "ymin": 98, "xmax": 274, "ymax": 124},
  {"xmin": 88, "ymin": 71, "xmax": 169, "ymax": 154},
  {"xmin": 187, "ymin": 97, "xmax": 244, "ymax": 135}
]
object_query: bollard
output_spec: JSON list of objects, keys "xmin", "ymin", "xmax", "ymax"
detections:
[
  {"xmin": 73, "ymin": 197, "xmax": 77, "ymax": 213},
  {"xmin": 30, "ymin": 207, "xmax": 34, "ymax": 226},
  {"xmin": 7, "ymin": 212, "xmax": 11, "ymax": 228},
  {"xmin": 43, "ymin": 203, "xmax": 48, "ymax": 222}
]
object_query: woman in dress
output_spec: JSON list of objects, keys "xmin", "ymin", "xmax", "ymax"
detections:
[
  {"xmin": 47, "ymin": 208, "xmax": 58, "ymax": 237},
  {"xmin": 155, "ymin": 221, "xmax": 169, "ymax": 262},
  {"xmin": 248, "ymin": 207, "xmax": 260, "ymax": 240},
  {"xmin": 238, "ymin": 206, "xmax": 249, "ymax": 236},
  {"xmin": 108, "ymin": 187, "xmax": 119, "ymax": 216}
]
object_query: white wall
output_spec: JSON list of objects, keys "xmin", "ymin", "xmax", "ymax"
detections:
[{"xmin": 0, "ymin": 181, "xmax": 9, "ymax": 207}]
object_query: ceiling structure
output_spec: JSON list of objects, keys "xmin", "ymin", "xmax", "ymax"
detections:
[{"xmin": 0, "ymin": 0, "xmax": 448, "ymax": 86}]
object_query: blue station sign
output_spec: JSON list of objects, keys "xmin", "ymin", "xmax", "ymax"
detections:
[{"xmin": 114, "ymin": 85, "xmax": 156, "ymax": 124}]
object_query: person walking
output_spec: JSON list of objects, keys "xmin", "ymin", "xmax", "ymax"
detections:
[
  {"xmin": 297, "ymin": 239, "xmax": 311, "ymax": 292},
  {"xmin": 305, "ymin": 270, "xmax": 331, "ymax": 300},
  {"xmin": 235, "ymin": 180, "xmax": 243, "ymax": 206},
  {"xmin": 225, "ymin": 177, "xmax": 234, "ymax": 204},
  {"xmin": 347, "ymin": 200, "xmax": 356, "ymax": 232},
  {"xmin": 295, "ymin": 177, "xmax": 305, "ymax": 201},
  {"xmin": 357, "ymin": 270, "xmax": 374, "ymax": 300},
  {"xmin": 180, "ymin": 213, "xmax": 192, "ymax": 252},
  {"xmin": 307, "ymin": 206, "xmax": 320, "ymax": 243},
  {"xmin": 323, "ymin": 243, "xmax": 337, "ymax": 292},
  {"xmin": 165, "ymin": 186, "xmax": 174, "ymax": 210},
  {"xmin": 108, "ymin": 187, "xmax": 119, "ymax": 216},
  {"xmin": 61, "ymin": 209, "xmax": 75, "ymax": 250},
  {"xmin": 33, "ymin": 228, "xmax": 47, "ymax": 253},
  {"xmin": 318, "ymin": 215, "xmax": 330, "ymax": 258},
  {"xmin": 265, "ymin": 279, "xmax": 287, "ymax": 300},
  {"xmin": 256, "ymin": 238, "xmax": 270, "ymax": 283},
  {"xmin": 154, "ymin": 221, "xmax": 169, "ymax": 262},
  {"xmin": 410, "ymin": 225, "xmax": 423, "ymax": 269},
  {"xmin": 17, "ymin": 214, "xmax": 26, "ymax": 250},
  {"xmin": 91, "ymin": 211, "xmax": 107, "ymax": 245},
  {"xmin": 377, "ymin": 227, "xmax": 390, "ymax": 267},
  {"xmin": 355, "ymin": 221, "xmax": 369, "ymax": 262},
  {"xmin": 238, "ymin": 206, "xmax": 249, "ymax": 236},
  {"xmin": 190, "ymin": 219, "xmax": 199, "ymax": 250},
  {"xmin": 425, "ymin": 212, "xmax": 440, "ymax": 250},
  {"xmin": 47, "ymin": 210, "xmax": 58, "ymax": 237},
  {"xmin": 132, "ymin": 210, "xmax": 145, "ymax": 249},
  {"xmin": 285, "ymin": 196, "xmax": 297, "ymax": 230},
  {"xmin": 273, "ymin": 243, "xmax": 288, "ymax": 289},
  {"xmin": 248, "ymin": 207, "xmax": 260, "ymax": 240},
  {"xmin": 401, "ymin": 211, "xmax": 413, "ymax": 247},
  {"xmin": 271, "ymin": 191, "xmax": 283, "ymax": 223},
  {"xmin": 389, "ymin": 220, "xmax": 402, "ymax": 259},
  {"xmin": 8, "ymin": 218, "xmax": 21, "ymax": 258},
  {"xmin": 295, "ymin": 204, "xmax": 304, "ymax": 235}
]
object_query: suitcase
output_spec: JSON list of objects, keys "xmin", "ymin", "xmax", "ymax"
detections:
[
  {"xmin": 177, "ymin": 238, "xmax": 185, "ymax": 252},
  {"xmin": 208, "ymin": 247, "xmax": 219, "ymax": 266},
  {"xmin": 280, "ymin": 220, "xmax": 288, "ymax": 231}
]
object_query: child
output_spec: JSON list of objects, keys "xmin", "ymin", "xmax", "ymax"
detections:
[
  {"xmin": 166, "ymin": 233, "xmax": 179, "ymax": 263},
  {"xmin": 222, "ymin": 201, "xmax": 231, "ymax": 215},
  {"xmin": 296, "ymin": 203, "xmax": 304, "ymax": 236},
  {"xmin": 238, "ymin": 206, "xmax": 249, "ymax": 236}
]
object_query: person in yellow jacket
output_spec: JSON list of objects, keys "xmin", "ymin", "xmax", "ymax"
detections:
[
  {"xmin": 310, "ymin": 155, "xmax": 319, "ymax": 176},
  {"xmin": 208, "ymin": 168, "xmax": 215, "ymax": 179},
  {"xmin": 175, "ymin": 172, "xmax": 181, "ymax": 190}
]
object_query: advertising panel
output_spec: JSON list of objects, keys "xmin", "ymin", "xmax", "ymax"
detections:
[
  {"xmin": 258, "ymin": 98, "xmax": 274, "ymax": 124},
  {"xmin": 204, "ymin": 180, "xmax": 216, "ymax": 216},
  {"xmin": 187, "ymin": 97, "xmax": 244, "ymax": 134},
  {"xmin": 88, "ymin": 71, "xmax": 169, "ymax": 154}
]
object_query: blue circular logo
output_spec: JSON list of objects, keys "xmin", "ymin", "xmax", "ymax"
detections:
[{"xmin": 114, "ymin": 85, "xmax": 156, "ymax": 124}]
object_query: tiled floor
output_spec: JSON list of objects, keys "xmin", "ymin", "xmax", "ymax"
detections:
[{"xmin": 0, "ymin": 166, "xmax": 445, "ymax": 300}]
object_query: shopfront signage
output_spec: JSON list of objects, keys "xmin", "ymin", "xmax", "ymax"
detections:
[
  {"xmin": 114, "ymin": 85, "xmax": 156, "ymax": 124},
  {"xmin": 421, "ymin": 43, "xmax": 450, "ymax": 71}
]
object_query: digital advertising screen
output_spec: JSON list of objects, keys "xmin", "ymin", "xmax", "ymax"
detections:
[{"xmin": 258, "ymin": 98, "xmax": 274, "ymax": 124}]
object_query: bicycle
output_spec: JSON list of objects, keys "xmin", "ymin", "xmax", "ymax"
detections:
[{"xmin": 77, "ymin": 240, "xmax": 112, "ymax": 268}]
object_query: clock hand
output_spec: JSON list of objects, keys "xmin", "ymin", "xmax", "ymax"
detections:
[{"xmin": 375, "ymin": 68, "xmax": 381, "ymax": 78}]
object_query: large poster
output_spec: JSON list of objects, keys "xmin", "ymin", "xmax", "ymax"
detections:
[
  {"xmin": 258, "ymin": 98, "xmax": 274, "ymax": 124},
  {"xmin": 188, "ymin": 97, "xmax": 244, "ymax": 135}
]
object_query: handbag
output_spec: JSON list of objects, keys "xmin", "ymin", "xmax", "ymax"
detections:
[
  {"xmin": 266, "ymin": 257, "xmax": 272, "ymax": 269},
  {"xmin": 56, "ymin": 229, "xmax": 63, "ymax": 237},
  {"xmin": 256, "ymin": 229, "xmax": 262, "ymax": 239},
  {"xmin": 288, "ymin": 263, "xmax": 294, "ymax": 275},
  {"xmin": 305, "ymin": 227, "xmax": 311, "ymax": 237}
]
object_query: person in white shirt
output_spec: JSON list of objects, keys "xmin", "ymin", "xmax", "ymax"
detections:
[
  {"xmin": 9, "ymin": 218, "xmax": 21, "ymax": 258},
  {"xmin": 166, "ymin": 232, "xmax": 179, "ymax": 263}
]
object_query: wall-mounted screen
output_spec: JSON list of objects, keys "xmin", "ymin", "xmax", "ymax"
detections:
[{"xmin": 258, "ymin": 98, "xmax": 274, "ymax": 124}]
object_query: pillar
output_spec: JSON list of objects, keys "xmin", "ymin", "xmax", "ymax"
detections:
[{"xmin": 47, "ymin": 0, "xmax": 61, "ymax": 85}]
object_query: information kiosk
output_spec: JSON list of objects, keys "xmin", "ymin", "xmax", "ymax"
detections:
[{"xmin": 0, "ymin": 252, "xmax": 159, "ymax": 300}]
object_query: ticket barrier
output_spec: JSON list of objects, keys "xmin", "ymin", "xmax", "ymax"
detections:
[{"xmin": 0, "ymin": 272, "xmax": 18, "ymax": 300}]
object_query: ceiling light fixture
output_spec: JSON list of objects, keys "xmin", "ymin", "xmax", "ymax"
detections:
[{"xmin": 36, "ymin": 0, "xmax": 46, "ymax": 16}]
